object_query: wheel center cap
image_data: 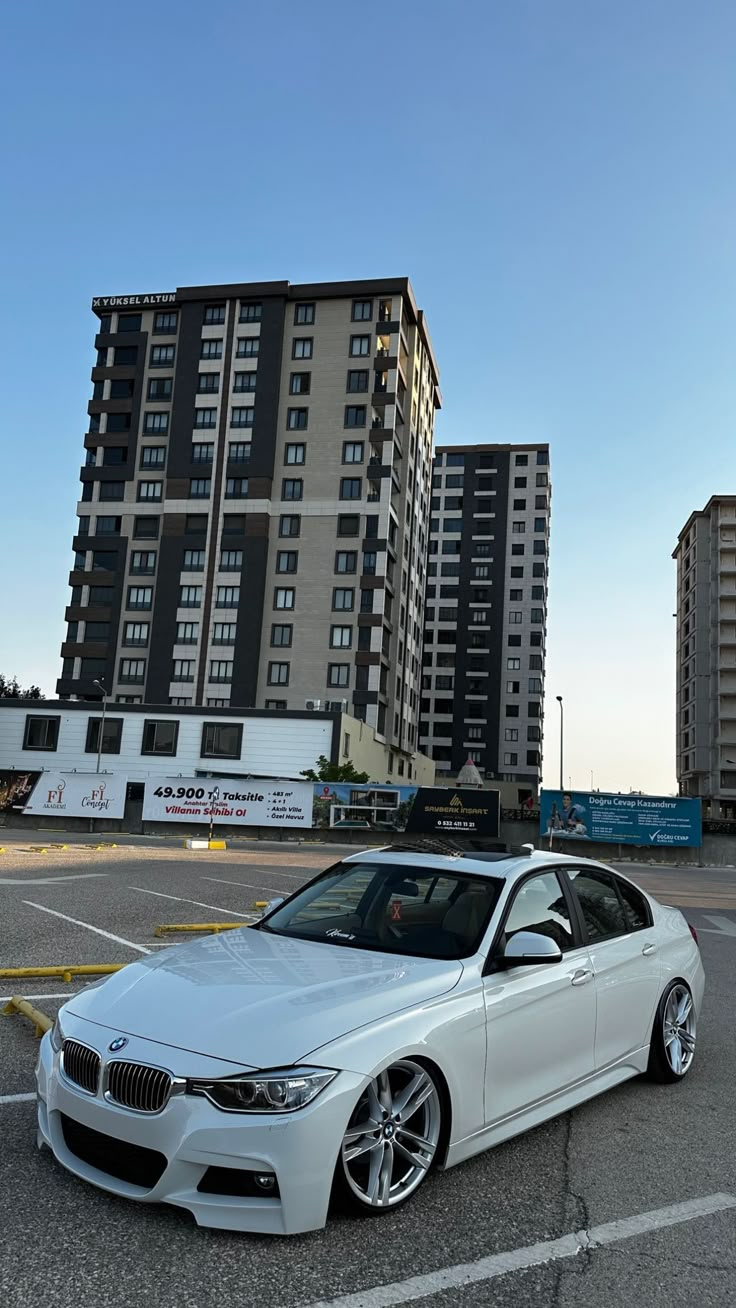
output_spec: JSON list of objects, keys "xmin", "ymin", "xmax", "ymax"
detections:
[{"xmin": 383, "ymin": 1121, "xmax": 395, "ymax": 1139}]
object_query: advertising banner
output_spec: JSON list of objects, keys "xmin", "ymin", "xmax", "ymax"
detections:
[
  {"xmin": 0, "ymin": 771, "xmax": 42, "ymax": 813},
  {"xmin": 539, "ymin": 789, "xmax": 702, "ymax": 848},
  {"xmin": 143, "ymin": 777, "xmax": 314, "ymax": 827},
  {"xmin": 23, "ymin": 772, "xmax": 128, "ymax": 819},
  {"xmin": 405, "ymin": 787, "xmax": 501, "ymax": 838},
  {"xmin": 311, "ymin": 783, "xmax": 418, "ymax": 831}
]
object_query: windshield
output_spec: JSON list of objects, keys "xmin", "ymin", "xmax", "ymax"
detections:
[{"xmin": 259, "ymin": 860, "xmax": 503, "ymax": 960}]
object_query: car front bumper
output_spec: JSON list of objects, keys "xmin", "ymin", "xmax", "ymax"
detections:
[{"xmin": 36, "ymin": 1013, "xmax": 367, "ymax": 1235}]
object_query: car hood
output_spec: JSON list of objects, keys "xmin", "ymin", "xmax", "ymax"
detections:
[{"xmin": 66, "ymin": 927, "xmax": 463, "ymax": 1067}]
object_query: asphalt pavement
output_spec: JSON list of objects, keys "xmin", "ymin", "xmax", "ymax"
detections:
[{"xmin": 0, "ymin": 839, "xmax": 734, "ymax": 1308}]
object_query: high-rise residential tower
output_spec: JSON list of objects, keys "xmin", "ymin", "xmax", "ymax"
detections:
[
  {"xmin": 419, "ymin": 443, "xmax": 551, "ymax": 807},
  {"xmin": 58, "ymin": 279, "xmax": 440, "ymax": 759}
]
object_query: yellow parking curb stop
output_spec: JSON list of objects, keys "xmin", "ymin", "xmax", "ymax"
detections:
[
  {"xmin": 3, "ymin": 996, "xmax": 53, "ymax": 1037},
  {"xmin": 0, "ymin": 964, "xmax": 124, "ymax": 982},
  {"xmin": 154, "ymin": 922, "xmax": 246, "ymax": 937}
]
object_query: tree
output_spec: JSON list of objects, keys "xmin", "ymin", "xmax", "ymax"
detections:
[
  {"xmin": 0, "ymin": 674, "xmax": 43, "ymax": 699},
  {"xmin": 300, "ymin": 755, "xmax": 370, "ymax": 784}
]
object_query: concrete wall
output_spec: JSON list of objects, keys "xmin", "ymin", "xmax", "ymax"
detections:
[{"xmin": 338, "ymin": 714, "xmax": 435, "ymax": 785}]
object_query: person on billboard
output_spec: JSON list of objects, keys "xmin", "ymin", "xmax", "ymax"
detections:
[{"xmin": 546, "ymin": 792, "xmax": 588, "ymax": 836}]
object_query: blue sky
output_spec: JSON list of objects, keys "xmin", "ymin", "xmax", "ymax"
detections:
[{"xmin": 2, "ymin": 0, "xmax": 735, "ymax": 793}]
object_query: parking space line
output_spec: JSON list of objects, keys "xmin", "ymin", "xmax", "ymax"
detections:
[
  {"xmin": 296, "ymin": 1192, "xmax": 736, "ymax": 1308},
  {"xmin": 202, "ymin": 872, "xmax": 305, "ymax": 886},
  {"xmin": 702, "ymin": 914, "xmax": 736, "ymax": 937},
  {"xmin": 0, "ymin": 1093, "xmax": 36, "ymax": 1105},
  {"xmin": 129, "ymin": 887, "xmax": 254, "ymax": 918},
  {"xmin": 0, "ymin": 991, "xmax": 84, "ymax": 1002},
  {"xmin": 0, "ymin": 874, "xmax": 109, "ymax": 885},
  {"xmin": 22, "ymin": 902, "xmax": 151, "ymax": 954},
  {"xmin": 200, "ymin": 875, "xmax": 296, "ymax": 893}
]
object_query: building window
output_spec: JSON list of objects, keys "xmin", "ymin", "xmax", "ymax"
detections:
[
  {"xmin": 237, "ymin": 338, "xmax": 259, "ymax": 358},
  {"xmin": 507, "ymin": 657, "xmax": 521, "ymax": 671},
  {"xmin": 209, "ymin": 660, "xmax": 233, "ymax": 683},
  {"xmin": 225, "ymin": 478, "xmax": 248, "ymax": 498},
  {"xmin": 99, "ymin": 482, "xmax": 125, "ymax": 502},
  {"xmin": 148, "ymin": 377, "xmax": 173, "ymax": 400},
  {"xmin": 176, "ymin": 622, "xmax": 199, "ymax": 644},
  {"xmin": 200, "ymin": 340, "xmax": 223, "ymax": 361},
  {"xmin": 118, "ymin": 313, "xmax": 142, "ymax": 333},
  {"xmin": 279, "ymin": 514, "xmax": 301, "ymax": 537},
  {"xmin": 85, "ymin": 717, "xmax": 123, "ymax": 755},
  {"xmin": 268, "ymin": 661, "xmax": 290, "ymax": 685},
  {"xmin": 233, "ymin": 371, "xmax": 256, "ymax": 393},
  {"xmin": 276, "ymin": 550, "xmax": 298, "ymax": 574},
  {"xmin": 213, "ymin": 622, "xmax": 236, "ymax": 644},
  {"xmin": 138, "ymin": 720, "xmax": 178, "ymax": 757},
  {"xmin": 194, "ymin": 408, "xmax": 217, "ymax": 429},
  {"xmin": 347, "ymin": 369, "xmax": 369, "ymax": 393},
  {"xmin": 352, "ymin": 299, "xmax": 373, "ymax": 321},
  {"xmin": 170, "ymin": 659, "xmax": 194, "ymax": 682},
  {"xmin": 197, "ymin": 373, "xmax": 220, "ymax": 393},
  {"xmin": 350, "ymin": 335, "xmax": 370, "ymax": 356},
  {"xmin": 189, "ymin": 479, "xmax": 211, "ymax": 498},
  {"xmin": 137, "ymin": 481, "xmax": 163, "ymax": 502},
  {"xmin": 231, "ymin": 407, "xmax": 255, "ymax": 428},
  {"xmin": 239, "ymin": 301, "xmax": 262, "ymax": 322},
  {"xmin": 89, "ymin": 586, "xmax": 113, "ymax": 605},
  {"xmin": 123, "ymin": 621, "xmax": 149, "ymax": 647},
  {"xmin": 183, "ymin": 549, "xmax": 205, "ymax": 570},
  {"xmin": 281, "ymin": 478, "xmax": 303, "ymax": 501},
  {"xmin": 271, "ymin": 623, "xmax": 293, "ymax": 647},
  {"xmin": 130, "ymin": 550, "xmax": 156, "ymax": 575},
  {"xmin": 228, "ymin": 441, "xmax": 251, "ymax": 463},
  {"xmin": 536, "ymin": 472, "xmax": 548, "ymax": 487},
  {"xmin": 332, "ymin": 587, "xmax": 354, "ymax": 611},
  {"xmin": 503, "ymin": 752, "xmax": 518, "ymax": 767},
  {"xmin": 344, "ymin": 405, "xmax": 366, "ymax": 428},
  {"xmin": 220, "ymin": 549, "xmax": 242, "ymax": 571},
  {"xmin": 191, "ymin": 442, "xmax": 214, "ymax": 464},
  {"xmin": 340, "ymin": 477, "xmax": 362, "ymax": 500},
  {"xmin": 150, "ymin": 344, "xmax": 175, "ymax": 367},
  {"xmin": 274, "ymin": 587, "xmax": 295, "ymax": 610},
  {"xmin": 330, "ymin": 625, "xmax": 352, "ymax": 648},
  {"xmin": 153, "ymin": 311, "xmax": 178, "ymax": 334},
  {"xmin": 127, "ymin": 586, "xmax": 153, "ymax": 610},
  {"xmin": 530, "ymin": 608, "xmax": 544, "ymax": 623},
  {"xmin": 327, "ymin": 663, "xmax": 350, "ymax": 687},
  {"xmin": 201, "ymin": 722, "xmax": 242, "ymax": 760},
  {"xmin": 289, "ymin": 372, "xmax": 310, "ymax": 395},
  {"xmin": 168, "ymin": 697, "xmax": 190, "ymax": 706},
  {"xmin": 533, "ymin": 540, "xmax": 547, "ymax": 556},
  {"xmin": 335, "ymin": 550, "xmax": 357, "ymax": 574},
  {"xmin": 506, "ymin": 679, "xmax": 520, "ymax": 693},
  {"xmin": 265, "ymin": 699, "xmax": 286, "ymax": 710},
  {"xmin": 286, "ymin": 407, "xmax": 308, "ymax": 430},
  {"xmin": 294, "ymin": 302, "xmax": 315, "ymax": 325},
  {"xmin": 139, "ymin": 447, "xmax": 166, "ymax": 471},
  {"xmin": 284, "ymin": 444, "xmax": 306, "ymax": 466},
  {"xmin": 338, "ymin": 514, "xmax": 360, "ymax": 535},
  {"xmin": 179, "ymin": 585, "xmax": 202, "ymax": 607},
  {"xmin": 216, "ymin": 586, "xmax": 240, "ymax": 607},
  {"xmin": 504, "ymin": 728, "xmax": 519, "ymax": 741},
  {"xmin": 292, "ymin": 337, "xmax": 313, "ymax": 359},
  {"xmin": 506, "ymin": 705, "xmax": 520, "ymax": 718},
  {"xmin": 223, "ymin": 514, "xmax": 244, "ymax": 534},
  {"xmin": 119, "ymin": 658, "xmax": 146, "ymax": 683},
  {"xmin": 133, "ymin": 517, "xmax": 159, "ymax": 539},
  {"xmin": 23, "ymin": 715, "xmax": 60, "ymax": 751}
]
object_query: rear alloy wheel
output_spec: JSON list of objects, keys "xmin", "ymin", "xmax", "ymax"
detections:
[
  {"xmin": 647, "ymin": 981, "xmax": 696, "ymax": 1083},
  {"xmin": 336, "ymin": 1060, "xmax": 442, "ymax": 1214}
]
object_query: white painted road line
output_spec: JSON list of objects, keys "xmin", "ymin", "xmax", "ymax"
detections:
[
  {"xmin": 702, "ymin": 914, "xmax": 736, "ymax": 937},
  {"xmin": 0, "ymin": 991, "xmax": 84, "ymax": 1002},
  {"xmin": 295, "ymin": 1192, "xmax": 736, "ymax": 1308},
  {"xmin": 200, "ymin": 875, "xmax": 297, "ymax": 893},
  {"xmin": 22, "ymin": 902, "xmax": 152, "ymax": 954},
  {"xmin": 0, "ymin": 875, "xmax": 109, "ymax": 885},
  {"xmin": 129, "ymin": 886, "xmax": 255, "ymax": 918},
  {"xmin": 202, "ymin": 872, "xmax": 305, "ymax": 887},
  {"xmin": 0, "ymin": 1093, "xmax": 36, "ymax": 1106}
]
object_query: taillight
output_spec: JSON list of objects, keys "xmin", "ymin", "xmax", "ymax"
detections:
[{"xmin": 688, "ymin": 923, "xmax": 699, "ymax": 946}]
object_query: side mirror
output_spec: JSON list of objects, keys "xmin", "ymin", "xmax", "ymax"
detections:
[
  {"xmin": 262, "ymin": 897, "xmax": 285, "ymax": 916},
  {"xmin": 501, "ymin": 931, "xmax": 563, "ymax": 966}
]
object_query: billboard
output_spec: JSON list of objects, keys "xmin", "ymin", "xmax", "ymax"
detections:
[
  {"xmin": 0, "ymin": 771, "xmax": 41, "ymax": 813},
  {"xmin": 405, "ymin": 787, "xmax": 501, "ymax": 838},
  {"xmin": 311, "ymin": 783, "xmax": 417, "ymax": 831},
  {"xmin": 23, "ymin": 772, "xmax": 128, "ymax": 819},
  {"xmin": 539, "ymin": 790, "xmax": 702, "ymax": 848},
  {"xmin": 143, "ymin": 778, "xmax": 314, "ymax": 827}
]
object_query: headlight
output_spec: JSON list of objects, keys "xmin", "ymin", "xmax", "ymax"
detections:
[
  {"xmin": 188, "ymin": 1066, "xmax": 337, "ymax": 1113},
  {"xmin": 49, "ymin": 1015, "xmax": 65, "ymax": 1053}
]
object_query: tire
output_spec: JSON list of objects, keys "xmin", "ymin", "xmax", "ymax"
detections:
[
  {"xmin": 646, "ymin": 980, "xmax": 696, "ymax": 1083},
  {"xmin": 333, "ymin": 1060, "xmax": 442, "ymax": 1217}
]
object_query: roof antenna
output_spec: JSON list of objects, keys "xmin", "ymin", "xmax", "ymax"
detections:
[{"xmin": 520, "ymin": 843, "xmax": 535, "ymax": 855}]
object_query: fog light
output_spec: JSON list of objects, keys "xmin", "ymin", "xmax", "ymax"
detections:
[{"xmin": 254, "ymin": 1173, "xmax": 276, "ymax": 1191}]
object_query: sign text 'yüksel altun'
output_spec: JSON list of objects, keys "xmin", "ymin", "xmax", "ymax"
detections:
[
  {"xmin": 142, "ymin": 778, "xmax": 314, "ymax": 827},
  {"xmin": 539, "ymin": 789, "xmax": 702, "ymax": 848}
]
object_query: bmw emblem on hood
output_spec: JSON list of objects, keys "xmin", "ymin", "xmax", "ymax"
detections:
[{"xmin": 109, "ymin": 1037, "xmax": 129, "ymax": 1052}]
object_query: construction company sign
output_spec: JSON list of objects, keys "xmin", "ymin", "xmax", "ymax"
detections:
[
  {"xmin": 23, "ymin": 773, "xmax": 128, "ymax": 818},
  {"xmin": 92, "ymin": 292, "xmax": 176, "ymax": 309},
  {"xmin": 142, "ymin": 778, "xmax": 314, "ymax": 827}
]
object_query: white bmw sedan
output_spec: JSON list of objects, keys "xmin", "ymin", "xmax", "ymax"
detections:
[{"xmin": 36, "ymin": 848, "xmax": 704, "ymax": 1235}]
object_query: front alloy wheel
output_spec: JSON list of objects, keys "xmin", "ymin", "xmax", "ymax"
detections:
[
  {"xmin": 337, "ymin": 1060, "xmax": 442, "ymax": 1213},
  {"xmin": 647, "ymin": 981, "xmax": 696, "ymax": 1082}
]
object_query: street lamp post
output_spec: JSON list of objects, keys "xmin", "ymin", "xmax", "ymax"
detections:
[
  {"xmin": 556, "ymin": 696, "xmax": 564, "ymax": 792},
  {"xmin": 92, "ymin": 679, "xmax": 107, "ymax": 775}
]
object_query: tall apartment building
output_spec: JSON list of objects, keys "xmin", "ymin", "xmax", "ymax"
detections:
[
  {"xmin": 418, "ymin": 443, "xmax": 551, "ymax": 807},
  {"xmin": 674, "ymin": 495, "xmax": 736, "ymax": 817},
  {"xmin": 58, "ymin": 279, "xmax": 440, "ymax": 760}
]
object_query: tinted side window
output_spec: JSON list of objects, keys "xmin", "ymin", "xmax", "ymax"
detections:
[
  {"xmin": 569, "ymin": 869, "xmax": 627, "ymax": 942},
  {"xmin": 504, "ymin": 871, "xmax": 575, "ymax": 952},
  {"xmin": 615, "ymin": 877, "xmax": 650, "ymax": 931}
]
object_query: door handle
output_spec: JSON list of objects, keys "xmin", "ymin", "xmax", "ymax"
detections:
[
  {"xmin": 642, "ymin": 942, "xmax": 657, "ymax": 956},
  {"xmin": 571, "ymin": 968, "xmax": 594, "ymax": 986}
]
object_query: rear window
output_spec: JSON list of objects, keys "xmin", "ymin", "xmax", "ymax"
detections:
[{"xmin": 260, "ymin": 860, "xmax": 503, "ymax": 960}]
